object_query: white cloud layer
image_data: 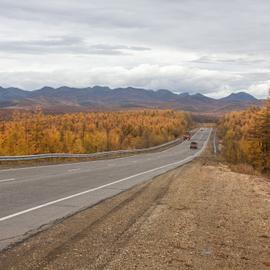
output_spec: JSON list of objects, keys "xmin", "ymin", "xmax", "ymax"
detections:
[{"xmin": 0, "ymin": 0, "xmax": 270, "ymax": 98}]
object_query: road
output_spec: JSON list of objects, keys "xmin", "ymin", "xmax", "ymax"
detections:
[{"xmin": 0, "ymin": 128, "xmax": 211, "ymax": 250}]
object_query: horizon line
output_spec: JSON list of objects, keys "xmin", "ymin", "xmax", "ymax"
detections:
[{"xmin": 0, "ymin": 85, "xmax": 262, "ymax": 100}]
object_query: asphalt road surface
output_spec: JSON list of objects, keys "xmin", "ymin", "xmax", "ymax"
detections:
[{"xmin": 0, "ymin": 128, "xmax": 211, "ymax": 250}]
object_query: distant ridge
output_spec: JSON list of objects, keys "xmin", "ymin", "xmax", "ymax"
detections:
[
  {"xmin": 219, "ymin": 92, "xmax": 257, "ymax": 102},
  {"xmin": 0, "ymin": 86, "xmax": 262, "ymax": 113}
]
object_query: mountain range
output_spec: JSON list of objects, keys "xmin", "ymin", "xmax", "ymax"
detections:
[{"xmin": 0, "ymin": 86, "xmax": 262, "ymax": 113}]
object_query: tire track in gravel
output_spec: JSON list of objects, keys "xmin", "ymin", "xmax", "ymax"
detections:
[
  {"xmin": 0, "ymin": 166, "xmax": 179, "ymax": 270},
  {"xmin": 1, "ymin": 149, "xmax": 269, "ymax": 270}
]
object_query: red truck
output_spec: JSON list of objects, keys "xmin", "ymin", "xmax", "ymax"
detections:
[{"xmin": 183, "ymin": 132, "xmax": 191, "ymax": 141}]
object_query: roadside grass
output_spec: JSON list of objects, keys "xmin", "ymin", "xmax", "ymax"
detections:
[
  {"xmin": 229, "ymin": 163, "xmax": 262, "ymax": 176},
  {"xmin": 201, "ymin": 129, "xmax": 268, "ymax": 178}
]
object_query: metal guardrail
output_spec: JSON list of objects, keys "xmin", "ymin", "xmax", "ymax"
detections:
[{"xmin": 0, "ymin": 137, "xmax": 183, "ymax": 161}]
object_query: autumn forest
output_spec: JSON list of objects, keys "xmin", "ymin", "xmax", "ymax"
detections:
[
  {"xmin": 1, "ymin": 100, "xmax": 269, "ymax": 175},
  {"xmin": 218, "ymin": 99, "xmax": 270, "ymax": 173},
  {"xmin": 0, "ymin": 110, "xmax": 192, "ymax": 156}
]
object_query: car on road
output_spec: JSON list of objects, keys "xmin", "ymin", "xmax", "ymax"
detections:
[{"xmin": 190, "ymin": 141, "xmax": 198, "ymax": 149}]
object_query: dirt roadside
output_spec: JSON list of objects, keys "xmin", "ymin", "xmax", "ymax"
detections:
[{"xmin": 0, "ymin": 154, "xmax": 269, "ymax": 269}]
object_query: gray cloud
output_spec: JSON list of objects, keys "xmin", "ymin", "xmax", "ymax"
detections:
[
  {"xmin": 0, "ymin": 65, "xmax": 268, "ymax": 98},
  {"xmin": 0, "ymin": 36, "xmax": 151, "ymax": 55},
  {"xmin": 0, "ymin": 0, "xmax": 149, "ymax": 29},
  {"xmin": 0, "ymin": 0, "xmax": 270, "ymax": 98}
]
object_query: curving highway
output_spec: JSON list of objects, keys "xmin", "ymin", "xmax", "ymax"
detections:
[{"xmin": 0, "ymin": 128, "xmax": 211, "ymax": 250}]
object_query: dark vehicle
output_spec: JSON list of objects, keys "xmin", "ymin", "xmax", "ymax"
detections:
[
  {"xmin": 183, "ymin": 132, "xmax": 191, "ymax": 141},
  {"xmin": 190, "ymin": 141, "xmax": 198, "ymax": 149}
]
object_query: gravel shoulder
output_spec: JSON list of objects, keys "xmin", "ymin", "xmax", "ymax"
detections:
[{"xmin": 0, "ymin": 153, "xmax": 269, "ymax": 269}]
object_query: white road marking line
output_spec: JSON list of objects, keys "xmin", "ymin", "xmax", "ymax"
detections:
[
  {"xmin": 198, "ymin": 132, "xmax": 204, "ymax": 141},
  {"xmin": 0, "ymin": 178, "xmax": 16, "ymax": 183},
  {"xmin": 106, "ymin": 163, "xmax": 116, "ymax": 167},
  {"xmin": 68, "ymin": 168, "xmax": 80, "ymax": 172},
  {"xmin": 0, "ymin": 160, "xmax": 187, "ymax": 222},
  {"xmin": 0, "ymin": 129, "xmax": 211, "ymax": 222}
]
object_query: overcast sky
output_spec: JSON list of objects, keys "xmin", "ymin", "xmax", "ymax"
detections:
[{"xmin": 0, "ymin": 0, "xmax": 270, "ymax": 98}]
